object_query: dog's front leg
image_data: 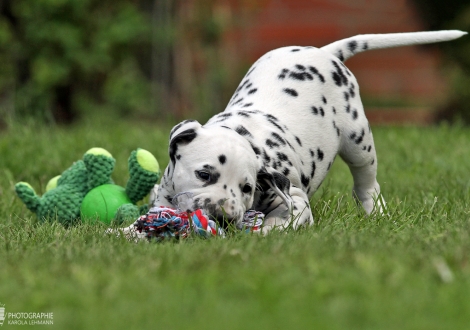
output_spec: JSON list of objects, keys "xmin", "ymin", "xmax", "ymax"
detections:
[{"xmin": 261, "ymin": 186, "xmax": 313, "ymax": 234}]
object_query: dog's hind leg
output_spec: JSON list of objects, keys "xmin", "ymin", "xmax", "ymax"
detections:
[{"xmin": 339, "ymin": 123, "xmax": 385, "ymax": 214}]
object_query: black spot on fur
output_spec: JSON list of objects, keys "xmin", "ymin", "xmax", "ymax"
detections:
[
  {"xmin": 233, "ymin": 98, "xmax": 244, "ymax": 105},
  {"xmin": 295, "ymin": 136, "xmax": 302, "ymax": 146},
  {"xmin": 349, "ymin": 84, "xmax": 356, "ymax": 98},
  {"xmin": 332, "ymin": 72, "xmax": 342, "ymax": 86},
  {"xmin": 267, "ymin": 118, "xmax": 285, "ymax": 133},
  {"xmin": 345, "ymin": 104, "xmax": 351, "ymax": 113},
  {"xmin": 283, "ymin": 88, "xmax": 298, "ymax": 97},
  {"xmin": 301, "ymin": 173, "xmax": 310, "ymax": 187},
  {"xmin": 320, "ymin": 107, "xmax": 325, "ymax": 117},
  {"xmin": 248, "ymin": 88, "xmax": 258, "ymax": 95},
  {"xmin": 243, "ymin": 103, "xmax": 253, "ymax": 108},
  {"xmin": 308, "ymin": 66, "xmax": 325, "ymax": 83},
  {"xmin": 236, "ymin": 80, "xmax": 249, "ymax": 92},
  {"xmin": 322, "ymin": 96, "xmax": 327, "ymax": 104},
  {"xmin": 310, "ymin": 149, "xmax": 314, "ymax": 157},
  {"xmin": 271, "ymin": 132, "xmax": 286, "ymax": 145},
  {"xmin": 250, "ymin": 143, "xmax": 261, "ymax": 155},
  {"xmin": 331, "ymin": 61, "xmax": 348, "ymax": 86},
  {"xmin": 317, "ymin": 148, "xmax": 324, "ymax": 161},
  {"xmin": 311, "ymin": 106, "xmax": 318, "ymax": 115},
  {"xmin": 332, "ymin": 107, "xmax": 337, "ymax": 114},
  {"xmin": 362, "ymin": 42, "xmax": 369, "ymax": 50},
  {"xmin": 278, "ymin": 68, "xmax": 289, "ymax": 80},
  {"xmin": 296, "ymin": 64, "xmax": 306, "ymax": 70},
  {"xmin": 310, "ymin": 161, "xmax": 316, "ymax": 178},
  {"xmin": 353, "ymin": 129, "xmax": 365, "ymax": 144},
  {"xmin": 237, "ymin": 111, "xmax": 250, "ymax": 117},
  {"xmin": 344, "ymin": 91, "xmax": 350, "ymax": 101},
  {"xmin": 336, "ymin": 50, "xmax": 344, "ymax": 61},
  {"xmin": 266, "ymin": 139, "xmax": 280, "ymax": 149},
  {"xmin": 291, "ymin": 48, "xmax": 301, "ymax": 52},
  {"xmin": 286, "ymin": 140, "xmax": 295, "ymax": 151},
  {"xmin": 333, "ymin": 121, "xmax": 340, "ymax": 136},
  {"xmin": 348, "ymin": 40, "xmax": 358, "ymax": 53},
  {"xmin": 176, "ymin": 154, "xmax": 181, "ymax": 160},
  {"xmin": 352, "ymin": 110, "xmax": 358, "ymax": 120},
  {"xmin": 235, "ymin": 125, "xmax": 252, "ymax": 137},
  {"xmin": 282, "ymin": 168, "xmax": 290, "ymax": 176},
  {"xmin": 289, "ymin": 71, "xmax": 313, "ymax": 81},
  {"xmin": 371, "ymin": 159, "xmax": 375, "ymax": 165},
  {"xmin": 277, "ymin": 152, "xmax": 289, "ymax": 163},
  {"xmin": 218, "ymin": 155, "xmax": 226, "ymax": 165},
  {"xmin": 266, "ymin": 114, "xmax": 278, "ymax": 121},
  {"xmin": 368, "ymin": 145, "xmax": 372, "ymax": 152},
  {"xmin": 262, "ymin": 150, "xmax": 271, "ymax": 162}
]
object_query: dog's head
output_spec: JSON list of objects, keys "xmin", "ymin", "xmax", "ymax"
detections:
[{"xmin": 153, "ymin": 119, "xmax": 293, "ymax": 228}]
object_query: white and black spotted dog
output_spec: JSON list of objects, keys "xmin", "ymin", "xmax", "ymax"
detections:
[{"xmin": 144, "ymin": 30, "xmax": 465, "ymax": 234}]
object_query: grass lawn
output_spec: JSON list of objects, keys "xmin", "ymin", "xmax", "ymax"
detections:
[{"xmin": 1, "ymin": 116, "xmax": 470, "ymax": 329}]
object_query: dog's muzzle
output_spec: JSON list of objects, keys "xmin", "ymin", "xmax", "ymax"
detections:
[{"xmin": 172, "ymin": 192, "xmax": 243, "ymax": 229}]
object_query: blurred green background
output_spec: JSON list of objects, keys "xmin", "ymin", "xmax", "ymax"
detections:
[{"xmin": 0, "ymin": 0, "xmax": 469, "ymax": 126}]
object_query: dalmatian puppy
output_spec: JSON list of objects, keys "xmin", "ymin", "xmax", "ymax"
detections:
[{"xmin": 148, "ymin": 30, "xmax": 465, "ymax": 233}]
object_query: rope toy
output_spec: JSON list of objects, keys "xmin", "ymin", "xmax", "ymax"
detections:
[{"xmin": 133, "ymin": 206, "xmax": 265, "ymax": 241}]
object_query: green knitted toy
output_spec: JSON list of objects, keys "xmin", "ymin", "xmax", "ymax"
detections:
[{"xmin": 15, "ymin": 148, "xmax": 160, "ymax": 226}]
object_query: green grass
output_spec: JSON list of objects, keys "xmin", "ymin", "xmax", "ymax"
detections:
[{"xmin": 1, "ymin": 116, "xmax": 470, "ymax": 329}]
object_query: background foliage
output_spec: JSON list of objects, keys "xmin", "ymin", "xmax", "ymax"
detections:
[
  {"xmin": 411, "ymin": 0, "xmax": 470, "ymax": 122},
  {"xmin": 0, "ymin": 0, "xmax": 469, "ymax": 125},
  {"xmin": 0, "ymin": 0, "xmax": 154, "ymax": 123},
  {"xmin": 0, "ymin": 0, "xmax": 247, "ymax": 125}
]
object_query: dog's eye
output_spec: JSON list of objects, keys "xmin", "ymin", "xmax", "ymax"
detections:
[
  {"xmin": 196, "ymin": 170, "xmax": 211, "ymax": 182},
  {"xmin": 242, "ymin": 184, "xmax": 252, "ymax": 194}
]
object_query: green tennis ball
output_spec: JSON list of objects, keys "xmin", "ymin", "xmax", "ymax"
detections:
[
  {"xmin": 85, "ymin": 147, "xmax": 113, "ymax": 158},
  {"xmin": 136, "ymin": 149, "xmax": 159, "ymax": 173},
  {"xmin": 80, "ymin": 184, "xmax": 131, "ymax": 224},
  {"xmin": 45, "ymin": 175, "xmax": 61, "ymax": 192}
]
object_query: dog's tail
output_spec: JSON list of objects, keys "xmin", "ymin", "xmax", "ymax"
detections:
[{"xmin": 321, "ymin": 30, "xmax": 466, "ymax": 62}]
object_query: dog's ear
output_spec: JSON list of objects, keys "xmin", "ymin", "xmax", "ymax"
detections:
[
  {"xmin": 256, "ymin": 166, "xmax": 293, "ymax": 213},
  {"xmin": 168, "ymin": 120, "xmax": 202, "ymax": 164},
  {"xmin": 169, "ymin": 119, "xmax": 201, "ymax": 140}
]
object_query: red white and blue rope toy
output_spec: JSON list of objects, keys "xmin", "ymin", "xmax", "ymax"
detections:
[{"xmin": 132, "ymin": 192, "xmax": 265, "ymax": 241}]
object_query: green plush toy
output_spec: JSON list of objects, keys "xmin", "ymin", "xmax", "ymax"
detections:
[{"xmin": 15, "ymin": 148, "xmax": 160, "ymax": 226}]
